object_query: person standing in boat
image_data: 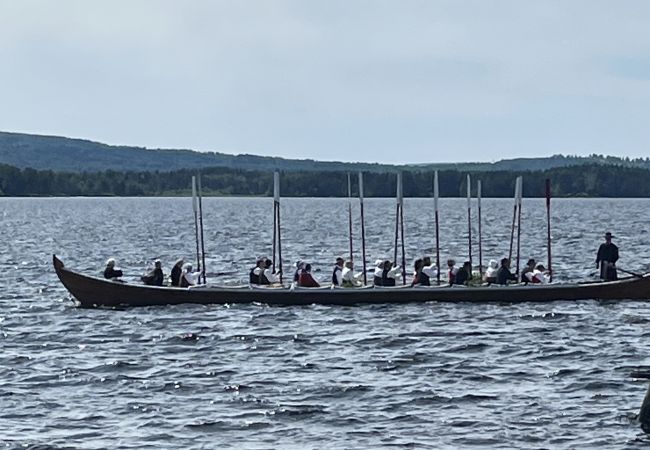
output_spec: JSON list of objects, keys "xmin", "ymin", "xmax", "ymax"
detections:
[
  {"xmin": 141, "ymin": 259, "xmax": 164, "ymax": 286},
  {"xmin": 596, "ymin": 232, "xmax": 619, "ymax": 281},
  {"xmin": 496, "ymin": 258, "xmax": 518, "ymax": 285},
  {"xmin": 332, "ymin": 257, "xmax": 344, "ymax": 286},
  {"xmin": 298, "ymin": 264, "xmax": 320, "ymax": 287},
  {"xmin": 341, "ymin": 260, "xmax": 363, "ymax": 287},
  {"xmin": 180, "ymin": 263, "xmax": 202, "ymax": 287},
  {"xmin": 170, "ymin": 259, "xmax": 184, "ymax": 287},
  {"xmin": 103, "ymin": 258, "xmax": 123, "ymax": 280}
]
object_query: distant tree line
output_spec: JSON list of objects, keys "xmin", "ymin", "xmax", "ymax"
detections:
[{"xmin": 1, "ymin": 163, "xmax": 649, "ymax": 197}]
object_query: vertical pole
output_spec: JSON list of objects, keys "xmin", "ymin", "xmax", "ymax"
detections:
[
  {"xmin": 478, "ymin": 179, "xmax": 483, "ymax": 276},
  {"xmin": 347, "ymin": 173, "xmax": 353, "ymax": 263},
  {"xmin": 394, "ymin": 173, "xmax": 400, "ymax": 266},
  {"xmin": 434, "ymin": 170, "xmax": 441, "ymax": 285},
  {"xmin": 359, "ymin": 172, "xmax": 367, "ymax": 285},
  {"xmin": 545, "ymin": 178, "xmax": 553, "ymax": 283},
  {"xmin": 515, "ymin": 176, "xmax": 523, "ymax": 276},
  {"xmin": 197, "ymin": 173, "xmax": 207, "ymax": 284},
  {"xmin": 192, "ymin": 176, "xmax": 201, "ymax": 272},
  {"xmin": 274, "ymin": 171, "xmax": 282, "ymax": 284},
  {"xmin": 396, "ymin": 172, "xmax": 405, "ymax": 285},
  {"xmin": 467, "ymin": 174, "xmax": 472, "ymax": 271},
  {"xmin": 508, "ymin": 177, "xmax": 519, "ymax": 263}
]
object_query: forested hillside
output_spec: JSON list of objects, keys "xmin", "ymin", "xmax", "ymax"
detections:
[{"xmin": 1, "ymin": 163, "xmax": 649, "ymax": 197}]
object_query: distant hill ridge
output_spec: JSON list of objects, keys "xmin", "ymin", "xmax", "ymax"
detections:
[{"xmin": 1, "ymin": 130, "xmax": 649, "ymax": 173}]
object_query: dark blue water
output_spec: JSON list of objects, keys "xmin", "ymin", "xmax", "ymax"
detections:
[{"xmin": 2, "ymin": 197, "xmax": 650, "ymax": 448}]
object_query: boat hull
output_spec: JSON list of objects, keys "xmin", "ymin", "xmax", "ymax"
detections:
[{"xmin": 53, "ymin": 255, "xmax": 650, "ymax": 308}]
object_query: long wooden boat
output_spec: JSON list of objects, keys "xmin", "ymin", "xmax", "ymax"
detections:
[{"xmin": 53, "ymin": 255, "xmax": 650, "ymax": 308}]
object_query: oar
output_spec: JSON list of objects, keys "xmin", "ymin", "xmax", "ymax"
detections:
[
  {"xmin": 359, "ymin": 172, "xmax": 367, "ymax": 285},
  {"xmin": 274, "ymin": 171, "xmax": 283, "ymax": 284},
  {"xmin": 466, "ymin": 174, "xmax": 472, "ymax": 271},
  {"xmin": 191, "ymin": 176, "xmax": 201, "ymax": 273},
  {"xmin": 347, "ymin": 173, "xmax": 353, "ymax": 263},
  {"xmin": 619, "ymin": 268, "xmax": 644, "ymax": 278},
  {"xmin": 197, "ymin": 173, "xmax": 207, "ymax": 284},
  {"xmin": 515, "ymin": 176, "xmax": 523, "ymax": 276},
  {"xmin": 477, "ymin": 179, "xmax": 483, "ymax": 276},
  {"xmin": 508, "ymin": 177, "xmax": 519, "ymax": 264},
  {"xmin": 434, "ymin": 170, "xmax": 441, "ymax": 285},
  {"xmin": 545, "ymin": 178, "xmax": 553, "ymax": 282}
]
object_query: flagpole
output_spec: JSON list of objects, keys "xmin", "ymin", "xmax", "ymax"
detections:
[
  {"xmin": 434, "ymin": 170, "xmax": 441, "ymax": 285},
  {"xmin": 359, "ymin": 172, "xmax": 367, "ymax": 285}
]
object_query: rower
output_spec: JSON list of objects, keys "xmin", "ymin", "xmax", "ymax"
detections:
[
  {"xmin": 447, "ymin": 259, "xmax": 458, "ymax": 285},
  {"xmin": 249, "ymin": 258, "xmax": 267, "ymax": 285},
  {"xmin": 411, "ymin": 258, "xmax": 423, "ymax": 286},
  {"xmin": 531, "ymin": 263, "xmax": 547, "ymax": 284},
  {"xmin": 103, "ymin": 258, "xmax": 123, "ymax": 280},
  {"xmin": 263, "ymin": 259, "xmax": 281, "ymax": 285},
  {"xmin": 454, "ymin": 261, "xmax": 472, "ymax": 286},
  {"xmin": 293, "ymin": 260, "xmax": 304, "ymax": 283},
  {"xmin": 496, "ymin": 258, "xmax": 518, "ymax": 285},
  {"xmin": 298, "ymin": 263, "xmax": 320, "ymax": 287},
  {"xmin": 341, "ymin": 260, "xmax": 363, "ymax": 287},
  {"xmin": 170, "ymin": 259, "xmax": 184, "ymax": 287},
  {"xmin": 141, "ymin": 259, "xmax": 164, "ymax": 286},
  {"xmin": 332, "ymin": 257, "xmax": 344, "ymax": 286},
  {"xmin": 381, "ymin": 260, "xmax": 400, "ymax": 287},
  {"xmin": 484, "ymin": 260, "xmax": 498, "ymax": 284},
  {"xmin": 420, "ymin": 256, "xmax": 437, "ymax": 286},
  {"xmin": 180, "ymin": 263, "xmax": 202, "ymax": 287},
  {"xmin": 596, "ymin": 231, "xmax": 619, "ymax": 281},
  {"xmin": 373, "ymin": 260, "xmax": 385, "ymax": 286},
  {"xmin": 521, "ymin": 258, "xmax": 536, "ymax": 283}
]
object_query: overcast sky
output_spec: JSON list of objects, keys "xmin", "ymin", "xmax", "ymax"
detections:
[{"xmin": 1, "ymin": 1, "xmax": 650, "ymax": 163}]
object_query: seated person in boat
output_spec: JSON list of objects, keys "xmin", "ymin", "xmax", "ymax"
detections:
[
  {"xmin": 379, "ymin": 260, "xmax": 401, "ymax": 287},
  {"xmin": 527, "ymin": 263, "xmax": 548, "ymax": 284},
  {"xmin": 420, "ymin": 256, "xmax": 438, "ymax": 286},
  {"xmin": 180, "ymin": 263, "xmax": 202, "ymax": 287},
  {"xmin": 293, "ymin": 260, "xmax": 304, "ymax": 283},
  {"xmin": 141, "ymin": 259, "xmax": 164, "ymax": 286},
  {"xmin": 411, "ymin": 258, "xmax": 424, "ymax": 286},
  {"xmin": 249, "ymin": 258, "xmax": 270, "ymax": 285},
  {"xmin": 520, "ymin": 258, "xmax": 536, "ymax": 283},
  {"xmin": 298, "ymin": 264, "xmax": 320, "ymax": 287},
  {"xmin": 454, "ymin": 261, "xmax": 472, "ymax": 286},
  {"xmin": 447, "ymin": 259, "xmax": 458, "ymax": 285},
  {"xmin": 496, "ymin": 258, "xmax": 518, "ymax": 285},
  {"xmin": 170, "ymin": 259, "xmax": 184, "ymax": 287},
  {"xmin": 103, "ymin": 258, "xmax": 123, "ymax": 280},
  {"xmin": 484, "ymin": 259, "xmax": 498, "ymax": 284},
  {"xmin": 373, "ymin": 260, "xmax": 385, "ymax": 286},
  {"xmin": 263, "ymin": 259, "xmax": 282, "ymax": 285},
  {"xmin": 332, "ymin": 257, "xmax": 344, "ymax": 286},
  {"xmin": 341, "ymin": 260, "xmax": 363, "ymax": 287}
]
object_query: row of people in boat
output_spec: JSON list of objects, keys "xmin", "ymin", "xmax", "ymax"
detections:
[
  {"xmin": 247, "ymin": 255, "xmax": 550, "ymax": 288},
  {"xmin": 103, "ymin": 258, "xmax": 203, "ymax": 287}
]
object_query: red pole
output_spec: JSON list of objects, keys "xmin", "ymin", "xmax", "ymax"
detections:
[{"xmin": 546, "ymin": 178, "xmax": 552, "ymax": 282}]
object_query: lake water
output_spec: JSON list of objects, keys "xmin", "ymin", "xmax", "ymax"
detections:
[{"xmin": 2, "ymin": 196, "xmax": 650, "ymax": 448}]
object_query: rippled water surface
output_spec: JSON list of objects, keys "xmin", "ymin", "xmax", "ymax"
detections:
[{"xmin": 3, "ymin": 196, "xmax": 650, "ymax": 449}]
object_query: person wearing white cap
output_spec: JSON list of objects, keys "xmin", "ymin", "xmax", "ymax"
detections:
[
  {"xmin": 180, "ymin": 263, "xmax": 202, "ymax": 287},
  {"xmin": 341, "ymin": 260, "xmax": 363, "ymax": 287},
  {"xmin": 103, "ymin": 258, "xmax": 123, "ymax": 280},
  {"xmin": 141, "ymin": 260, "xmax": 164, "ymax": 286},
  {"xmin": 483, "ymin": 259, "xmax": 498, "ymax": 284},
  {"xmin": 373, "ymin": 260, "xmax": 385, "ymax": 286}
]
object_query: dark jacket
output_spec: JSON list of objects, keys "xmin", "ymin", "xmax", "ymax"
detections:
[
  {"xmin": 171, "ymin": 265, "xmax": 182, "ymax": 287},
  {"xmin": 104, "ymin": 267, "xmax": 123, "ymax": 279},
  {"xmin": 454, "ymin": 268, "xmax": 469, "ymax": 286},
  {"xmin": 496, "ymin": 266, "xmax": 517, "ymax": 285},
  {"xmin": 141, "ymin": 267, "xmax": 164, "ymax": 286}
]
